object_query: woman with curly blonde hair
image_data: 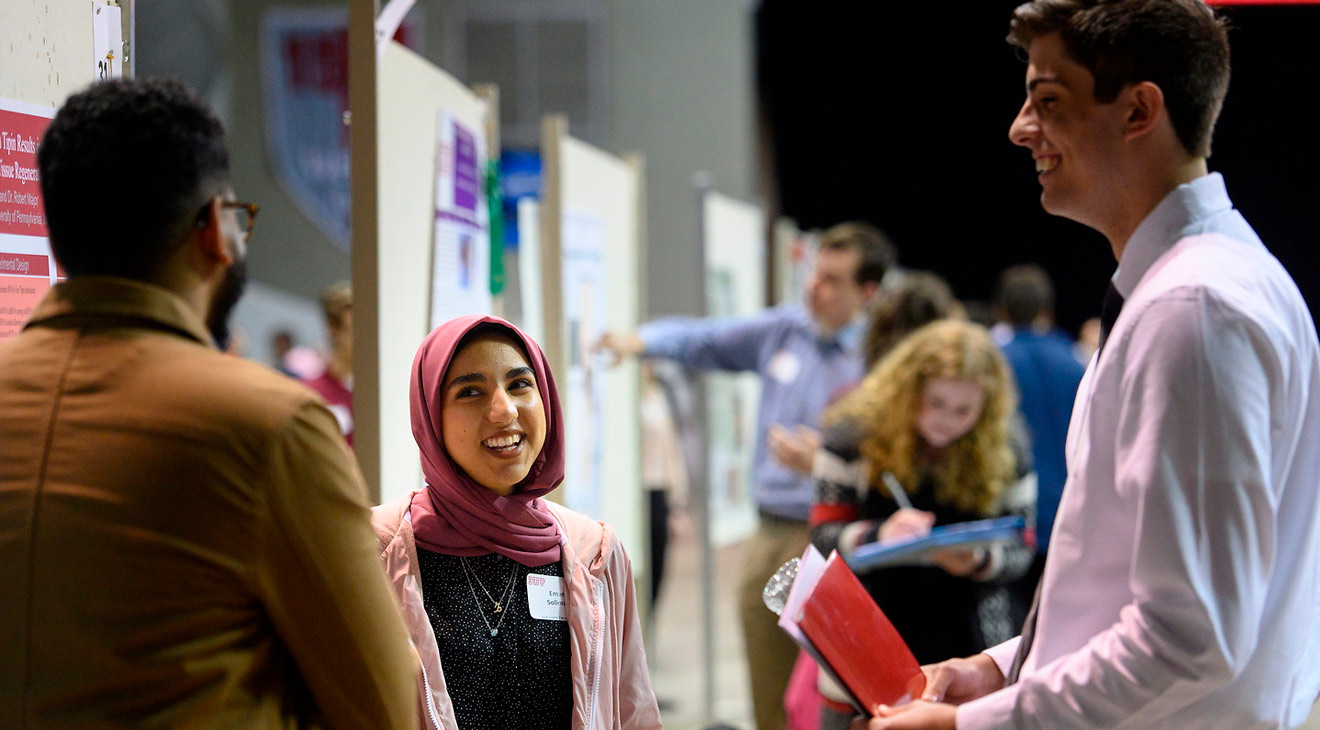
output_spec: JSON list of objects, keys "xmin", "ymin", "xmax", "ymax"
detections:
[
  {"xmin": 808, "ymin": 320, "xmax": 1035, "ymax": 729},
  {"xmin": 842, "ymin": 319, "xmax": 1017, "ymax": 516}
]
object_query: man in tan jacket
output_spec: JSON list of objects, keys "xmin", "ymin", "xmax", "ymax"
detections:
[{"xmin": 0, "ymin": 78, "xmax": 418, "ymax": 729}]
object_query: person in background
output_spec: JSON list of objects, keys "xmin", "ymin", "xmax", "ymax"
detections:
[
  {"xmin": 640, "ymin": 361, "xmax": 690, "ymax": 609},
  {"xmin": 812, "ymin": 320, "xmax": 1034, "ymax": 730},
  {"xmin": 0, "ymin": 78, "xmax": 416, "ymax": 728},
  {"xmin": 597, "ymin": 221, "xmax": 895, "ymax": 730},
  {"xmin": 991, "ymin": 264, "xmax": 1084, "ymax": 589},
  {"xmin": 956, "ymin": 300, "xmax": 996, "ymax": 330},
  {"xmin": 787, "ymin": 270, "xmax": 965, "ymax": 730},
  {"xmin": 372, "ymin": 314, "xmax": 661, "ymax": 730},
  {"xmin": 304, "ymin": 280, "xmax": 354, "ymax": 445},
  {"xmin": 868, "ymin": 1, "xmax": 1320, "ymax": 727},
  {"xmin": 1072, "ymin": 316, "xmax": 1100, "ymax": 364},
  {"xmin": 272, "ymin": 329, "xmax": 298, "ymax": 375},
  {"xmin": 861, "ymin": 271, "xmax": 963, "ymax": 372},
  {"xmin": 225, "ymin": 322, "xmax": 250, "ymax": 357}
]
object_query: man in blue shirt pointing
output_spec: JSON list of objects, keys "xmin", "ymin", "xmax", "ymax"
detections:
[{"xmin": 599, "ymin": 221, "xmax": 894, "ymax": 730}]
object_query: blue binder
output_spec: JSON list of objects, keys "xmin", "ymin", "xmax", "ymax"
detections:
[{"xmin": 846, "ymin": 515, "xmax": 1027, "ymax": 572}]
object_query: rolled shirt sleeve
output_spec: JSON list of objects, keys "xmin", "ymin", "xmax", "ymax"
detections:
[
  {"xmin": 639, "ymin": 311, "xmax": 783, "ymax": 373},
  {"xmin": 637, "ymin": 306, "xmax": 865, "ymax": 519}
]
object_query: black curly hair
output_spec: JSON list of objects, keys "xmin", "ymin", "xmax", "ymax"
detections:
[{"xmin": 37, "ymin": 78, "xmax": 229, "ymax": 281}]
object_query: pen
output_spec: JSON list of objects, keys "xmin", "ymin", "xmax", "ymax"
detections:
[{"xmin": 881, "ymin": 471, "xmax": 914, "ymax": 511}]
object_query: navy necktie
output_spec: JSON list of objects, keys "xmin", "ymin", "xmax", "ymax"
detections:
[{"xmin": 1097, "ymin": 282, "xmax": 1126, "ymax": 353}]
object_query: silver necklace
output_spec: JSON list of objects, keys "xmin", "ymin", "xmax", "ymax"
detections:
[{"xmin": 460, "ymin": 556, "xmax": 518, "ymax": 637}]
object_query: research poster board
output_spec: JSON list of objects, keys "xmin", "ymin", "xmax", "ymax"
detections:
[
  {"xmin": 365, "ymin": 40, "xmax": 495, "ymax": 505},
  {"xmin": 539, "ymin": 115, "xmax": 646, "ymax": 567},
  {"xmin": 0, "ymin": 0, "xmax": 125, "ymax": 345},
  {"xmin": 429, "ymin": 111, "xmax": 492, "ymax": 328},
  {"xmin": 0, "ymin": 99, "xmax": 56, "ymax": 346},
  {"xmin": 702, "ymin": 191, "xmax": 765, "ymax": 546}
]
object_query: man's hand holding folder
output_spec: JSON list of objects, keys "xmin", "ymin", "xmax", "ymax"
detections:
[{"xmin": 851, "ymin": 652, "xmax": 1005, "ymax": 728}]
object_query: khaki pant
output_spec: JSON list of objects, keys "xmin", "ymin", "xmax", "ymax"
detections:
[
  {"xmin": 1300, "ymin": 698, "xmax": 1320, "ymax": 730},
  {"xmin": 738, "ymin": 517, "xmax": 811, "ymax": 730}
]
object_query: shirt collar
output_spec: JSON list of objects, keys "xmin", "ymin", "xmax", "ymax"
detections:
[
  {"xmin": 808, "ymin": 311, "xmax": 863, "ymax": 352},
  {"xmin": 25, "ymin": 276, "xmax": 216, "ymax": 348},
  {"xmin": 1112, "ymin": 172, "xmax": 1233, "ymax": 298},
  {"xmin": 834, "ymin": 317, "xmax": 864, "ymax": 351}
]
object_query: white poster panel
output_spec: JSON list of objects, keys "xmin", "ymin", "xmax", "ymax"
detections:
[
  {"xmin": 703, "ymin": 192, "xmax": 765, "ymax": 546},
  {"xmin": 375, "ymin": 41, "xmax": 488, "ymax": 505},
  {"xmin": 773, "ymin": 218, "xmax": 815, "ymax": 307},
  {"xmin": 515, "ymin": 198, "xmax": 544, "ymax": 344},
  {"xmin": 429, "ymin": 112, "xmax": 491, "ymax": 328},
  {"xmin": 560, "ymin": 210, "xmax": 608, "ymax": 517}
]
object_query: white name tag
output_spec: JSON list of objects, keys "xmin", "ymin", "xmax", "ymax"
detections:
[
  {"xmin": 768, "ymin": 349, "xmax": 801, "ymax": 384},
  {"xmin": 526, "ymin": 574, "xmax": 568, "ymax": 621}
]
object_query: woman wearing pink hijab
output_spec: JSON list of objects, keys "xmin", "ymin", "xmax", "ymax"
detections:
[{"xmin": 372, "ymin": 315, "xmax": 661, "ymax": 730}]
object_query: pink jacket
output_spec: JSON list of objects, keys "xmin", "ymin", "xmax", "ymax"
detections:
[{"xmin": 372, "ymin": 494, "xmax": 663, "ymax": 730}]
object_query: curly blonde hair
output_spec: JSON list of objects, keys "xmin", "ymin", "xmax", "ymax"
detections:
[{"xmin": 826, "ymin": 320, "xmax": 1017, "ymax": 515}]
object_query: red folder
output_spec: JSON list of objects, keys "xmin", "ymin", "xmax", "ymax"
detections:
[{"xmin": 796, "ymin": 551, "xmax": 926, "ymax": 713}]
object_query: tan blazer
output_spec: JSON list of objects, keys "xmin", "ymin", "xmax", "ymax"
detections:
[{"xmin": 0, "ymin": 277, "xmax": 418, "ymax": 729}]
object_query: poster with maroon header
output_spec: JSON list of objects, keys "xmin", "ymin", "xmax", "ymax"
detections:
[
  {"xmin": 428, "ymin": 112, "xmax": 491, "ymax": 329},
  {"xmin": 0, "ymin": 98, "xmax": 60, "ymax": 346}
]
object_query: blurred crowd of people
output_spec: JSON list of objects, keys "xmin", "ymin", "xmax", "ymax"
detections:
[
  {"xmin": 6, "ymin": 1, "xmax": 1320, "ymax": 729},
  {"xmin": 613, "ymin": 223, "xmax": 1093, "ymax": 730}
]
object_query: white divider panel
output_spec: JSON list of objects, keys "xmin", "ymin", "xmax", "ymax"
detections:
[
  {"xmin": 1, "ymin": 0, "xmax": 98, "ymax": 107},
  {"xmin": 515, "ymin": 198, "xmax": 544, "ymax": 345},
  {"xmin": 773, "ymin": 217, "xmax": 812, "ymax": 307},
  {"xmin": 702, "ymin": 191, "xmax": 765, "ymax": 546},
  {"xmin": 540, "ymin": 115, "xmax": 646, "ymax": 569},
  {"xmin": 372, "ymin": 41, "xmax": 491, "ymax": 504}
]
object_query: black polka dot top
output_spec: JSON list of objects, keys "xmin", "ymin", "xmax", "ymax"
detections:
[{"xmin": 416, "ymin": 549, "xmax": 573, "ymax": 729}]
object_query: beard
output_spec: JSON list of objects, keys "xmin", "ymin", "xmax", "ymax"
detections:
[{"xmin": 207, "ymin": 258, "xmax": 248, "ymax": 350}]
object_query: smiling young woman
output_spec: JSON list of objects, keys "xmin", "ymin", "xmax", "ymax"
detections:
[
  {"xmin": 370, "ymin": 315, "xmax": 660, "ymax": 730},
  {"xmin": 808, "ymin": 320, "xmax": 1037, "ymax": 730},
  {"xmin": 437, "ymin": 329, "xmax": 548, "ymax": 497}
]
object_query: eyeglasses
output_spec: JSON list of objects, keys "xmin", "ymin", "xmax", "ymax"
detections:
[
  {"xmin": 197, "ymin": 200, "xmax": 259, "ymax": 240},
  {"xmin": 221, "ymin": 201, "xmax": 259, "ymax": 240}
]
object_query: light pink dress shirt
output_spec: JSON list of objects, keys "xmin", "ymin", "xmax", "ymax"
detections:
[{"xmin": 960, "ymin": 174, "xmax": 1320, "ymax": 729}]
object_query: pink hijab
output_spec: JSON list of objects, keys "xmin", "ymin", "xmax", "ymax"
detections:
[{"xmin": 408, "ymin": 315, "xmax": 565, "ymax": 567}]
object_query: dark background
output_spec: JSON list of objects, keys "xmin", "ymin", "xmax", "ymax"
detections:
[{"xmin": 755, "ymin": 1, "xmax": 1320, "ymax": 334}]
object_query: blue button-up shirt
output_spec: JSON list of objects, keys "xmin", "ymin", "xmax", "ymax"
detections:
[
  {"xmin": 999, "ymin": 328, "xmax": 1085, "ymax": 553},
  {"xmin": 640, "ymin": 304, "xmax": 864, "ymax": 520}
]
